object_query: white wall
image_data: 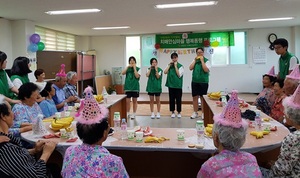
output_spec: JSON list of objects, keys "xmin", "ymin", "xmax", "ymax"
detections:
[{"xmin": 83, "ymin": 27, "xmax": 299, "ymax": 93}]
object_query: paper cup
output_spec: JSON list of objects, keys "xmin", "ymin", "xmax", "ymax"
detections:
[
  {"xmin": 127, "ymin": 130, "xmax": 135, "ymax": 140},
  {"xmin": 68, "ymin": 106, "xmax": 73, "ymax": 111},
  {"xmin": 55, "ymin": 112, "xmax": 61, "ymax": 119},
  {"xmin": 64, "ymin": 111, "xmax": 71, "ymax": 117},
  {"xmin": 74, "ymin": 103, "xmax": 80, "ymax": 108},
  {"xmin": 177, "ymin": 129, "xmax": 185, "ymax": 141},
  {"xmin": 263, "ymin": 123, "xmax": 271, "ymax": 131},
  {"xmin": 135, "ymin": 131, "xmax": 144, "ymax": 142}
]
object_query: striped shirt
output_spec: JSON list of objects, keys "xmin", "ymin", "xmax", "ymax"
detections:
[
  {"xmin": 0, "ymin": 132, "xmax": 47, "ymax": 177},
  {"xmin": 63, "ymin": 83, "xmax": 79, "ymax": 106}
]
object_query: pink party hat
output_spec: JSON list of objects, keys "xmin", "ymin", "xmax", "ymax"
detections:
[
  {"xmin": 266, "ymin": 66, "xmax": 276, "ymax": 77},
  {"xmin": 56, "ymin": 64, "xmax": 67, "ymax": 77},
  {"xmin": 283, "ymin": 84, "xmax": 300, "ymax": 110},
  {"xmin": 286, "ymin": 65, "xmax": 300, "ymax": 80},
  {"xmin": 214, "ymin": 90, "xmax": 248, "ymax": 128},
  {"xmin": 75, "ymin": 86, "xmax": 108, "ymax": 124}
]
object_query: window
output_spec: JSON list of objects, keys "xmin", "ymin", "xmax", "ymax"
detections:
[
  {"xmin": 35, "ymin": 26, "xmax": 75, "ymax": 51},
  {"xmin": 125, "ymin": 36, "xmax": 141, "ymax": 67},
  {"xmin": 210, "ymin": 31, "xmax": 247, "ymax": 65}
]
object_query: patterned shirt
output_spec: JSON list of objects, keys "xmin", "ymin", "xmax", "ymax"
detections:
[
  {"xmin": 253, "ymin": 87, "xmax": 276, "ymax": 115},
  {"xmin": 270, "ymin": 94, "xmax": 286, "ymax": 122},
  {"xmin": 39, "ymin": 99, "xmax": 58, "ymax": 118},
  {"xmin": 0, "ymin": 132, "xmax": 47, "ymax": 177},
  {"xmin": 63, "ymin": 83, "xmax": 80, "ymax": 106},
  {"xmin": 10, "ymin": 102, "xmax": 43, "ymax": 136},
  {"xmin": 198, "ymin": 150, "xmax": 262, "ymax": 178},
  {"xmin": 62, "ymin": 144, "xmax": 129, "ymax": 178},
  {"xmin": 269, "ymin": 130, "xmax": 300, "ymax": 177}
]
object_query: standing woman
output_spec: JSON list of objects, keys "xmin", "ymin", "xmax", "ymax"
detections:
[
  {"xmin": 0, "ymin": 51, "xmax": 20, "ymax": 104},
  {"xmin": 189, "ymin": 47, "xmax": 210, "ymax": 119},
  {"xmin": 122, "ymin": 56, "xmax": 141, "ymax": 119},
  {"xmin": 164, "ymin": 52, "xmax": 184, "ymax": 118},
  {"xmin": 10, "ymin": 56, "xmax": 32, "ymax": 89},
  {"xmin": 146, "ymin": 58, "xmax": 163, "ymax": 119}
]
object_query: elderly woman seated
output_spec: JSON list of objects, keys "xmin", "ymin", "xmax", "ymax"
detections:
[
  {"xmin": 39, "ymin": 82, "xmax": 58, "ymax": 118},
  {"xmin": 0, "ymin": 95, "xmax": 57, "ymax": 177},
  {"xmin": 62, "ymin": 86, "xmax": 129, "ymax": 177},
  {"xmin": 261, "ymin": 85, "xmax": 300, "ymax": 177},
  {"xmin": 198, "ymin": 90, "xmax": 262, "ymax": 177},
  {"xmin": 253, "ymin": 66, "xmax": 277, "ymax": 115},
  {"xmin": 10, "ymin": 82, "xmax": 43, "ymax": 136}
]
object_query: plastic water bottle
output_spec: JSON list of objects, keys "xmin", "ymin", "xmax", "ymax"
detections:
[
  {"xmin": 64, "ymin": 101, "xmax": 68, "ymax": 111},
  {"xmin": 121, "ymin": 118, "xmax": 127, "ymax": 140},
  {"xmin": 221, "ymin": 88, "xmax": 228, "ymax": 106},
  {"xmin": 196, "ymin": 120, "xmax": 205, "ymax": 146},
  {"xmin": 114, "ymin": 112, "xmax": 121, "ymax": 132},
  {"xmin": 255, "ymin": 110, "xmax": 262, "ymax": 131},
  {"xmin": 102, "ymin": 86, "xmax": 108, "ymax": 104}
]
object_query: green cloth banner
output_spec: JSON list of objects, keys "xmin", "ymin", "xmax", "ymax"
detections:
[{"xmin": 156, "ymin": 31, "xmax": 234, "ymax": 48}]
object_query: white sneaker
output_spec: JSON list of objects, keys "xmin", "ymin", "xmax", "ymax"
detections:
[
  {"xmin": 177, "ymin": 113, "xmax": 182, "ymax": 118},
  {"xmin": 131, "ymin": 113, "xmax": 135, "ymax": 119},
  {"xmin": 190, "ymin": 112, "xmax": 198, "ymax": 119},
  {"xmin": 156, "ymin": 112, "xmax": 160, "ymax": 119},
  {"xmin": 171, "ymin": 113, "xmax": 176, "ymax": 118},
  {"xmin": 151, "ymin": 112, "xmax": 155, "ymax": 119}
]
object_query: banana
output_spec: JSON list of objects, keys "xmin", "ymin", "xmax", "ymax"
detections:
[
  {"xmin": 250, "ymin": 131, "xmax": 264, "ymax": 139},
  {"xmin": 207, "ymin": 124, "xmax": 213, "ymax": 128},
  {"xmin": 205, "ymin": 127, "xmax": 213, "ymax": 134},
  {"xmin": 208, "ymin": 91, "xmax": 221, "ymax": 99},
  {"xmin": 144, "ymin": 136, "xmax": 170, "ymax": 143}
]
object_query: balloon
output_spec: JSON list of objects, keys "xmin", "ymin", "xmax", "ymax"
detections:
[
  {"xmin": 30, "ymin": 33, "xmax": 40, "ymax": 44},
  {"xmin": 154, "ymin": 43, "xmax": 160, "ymax": 49},
  {"xmin": 28, "ymin": 43, "xmax": 38, "ymax": 52},
  {"xmin": 203, "ymin": 40, "xmax": 210, "ymax": 47},
  {"xmin": 37, "ymin": 42, "xmax": 45, "ymax": 51},
  {"xmin": 211, "ymin": 41, "xmax": 219, "ymax": 47}
]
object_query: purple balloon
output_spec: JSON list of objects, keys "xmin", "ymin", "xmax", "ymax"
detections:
[{"xmin": 30, "ymin": 33, "xmax": 40, "ymax": 44}]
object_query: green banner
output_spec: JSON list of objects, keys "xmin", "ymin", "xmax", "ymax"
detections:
[{"xmin": 156, "ymin": 31, "xmax": 234, "ymax": 48}]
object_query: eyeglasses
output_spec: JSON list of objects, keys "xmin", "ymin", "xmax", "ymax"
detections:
[
  {"xmin": 197, "ymin": 51, "xmax": 204, "ymax": 54},
  {"xmin": 274, "ymin": 46, "xmax": 283, "ymax": 50}
]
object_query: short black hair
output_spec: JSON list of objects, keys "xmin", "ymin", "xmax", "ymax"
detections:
[
  {"xmin": 274, "ymin": 78, "xmax": 284, "ymax": 88},
  {"xmin": 0, "ymin": 51, "xmax": 7, "ymax": 67},
  {"xmin": 263, "ymin": 74, "xmax": 277, "ymax": 84},
  {"xmin": 76, "ymin": 119, "xmax": 109, "ymax": 144},
  {"xmin": 11, "ymin": 57, "xmax": 32, "ymax": 75},
  {"xmin": 0, "ymin": 101, "xmax": 10, "ymax": 118},
  {"xmin": 18, "ymin": 82, "xmax": 39, "ymax": 100},
  {"xmin": 128, "ymin": 56, "xmax": 136, "ymax": 64},
  {"xmin": 150, "ymin": 58, "xmax": 157, "ymax": 65},
  {"xmin": 171, "ymin": 52, "xmax": 178, "ymax": 59},
  {"xmin": 40, "ymin": 82, "xmax": 53, "ymax": 97},
  {"xmin": 273, "ymin": 38, "xmax": 288, "ymax": 48},
  {"xmin": 196, "ymin": 47, "xmax": 204, "ymax": 52},
  {"xmin": 34, "ymin": 69, "xmax": 45, "ymax": 79}
]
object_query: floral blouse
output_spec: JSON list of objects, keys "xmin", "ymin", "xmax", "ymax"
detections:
[
  {"xmin": 268, "ymin": 130, "xmax": 300, "ymax": 177},
  {"xmin": 270, "ymin": 94, "xmax": 286, "ymax": 122},
  {"xmin": 10, "ymin": 102, "xmax": 43, "ymax": 136},
  {"xmin": 197, "ymin": 150, "xmax": 262, "ymax": 178},
  {"xmin": 62, "ymin": 144, "xmax": 129, "ymax": 178},
  {"xmin": 253, "ymin": 87, "xmax": 276, "ymax": 115}
]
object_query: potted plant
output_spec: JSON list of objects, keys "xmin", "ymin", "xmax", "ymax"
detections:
[{"xmin": 107, "ymin": 85, "xmax": 116, "ymax": 95}]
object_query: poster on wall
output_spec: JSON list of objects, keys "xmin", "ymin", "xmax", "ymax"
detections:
[
  {"xmin": 112, "ymin": 67, "xmax": 123, "ymax": 85},
  {"xmin": 252, "ymin": 46, "xmax": 267, "ymax": 64}
]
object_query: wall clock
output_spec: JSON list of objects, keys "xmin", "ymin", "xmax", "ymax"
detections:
[{"xmin": 268, "ymin": 33, "xmax": 277, "ymax": 50}]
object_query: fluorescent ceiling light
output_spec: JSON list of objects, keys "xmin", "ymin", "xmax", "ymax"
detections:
[
  {"xmin": 248, "ymin": 17, "xmax": 294, "ymax": 22},
  {"xmin": 155, "ymin": 1, "xmax": 218, "ymax": 9},
  {"xmin": 166, "ymin": 22, "xmax": 206, "ymax": 27},
  {"xmin": 92, "ymin": 26, "xmax": 130, "ymax": 30},
  {"xmin": 45, "ymin": 9, "xmax": 101, "ymax": 15}
]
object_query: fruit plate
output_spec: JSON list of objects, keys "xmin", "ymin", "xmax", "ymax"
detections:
[
  {"xmin": 143, "ymin": 130, "xmax": 153, "ymax": 136},
  {"xmin": 49, "ymin": 125, "xmax": 61, "ymax": 131}
]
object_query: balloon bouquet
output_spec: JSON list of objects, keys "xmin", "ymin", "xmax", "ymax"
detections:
[{"xmin": 28, "ymin": 33, "xmax": 45, "ymax": 52}]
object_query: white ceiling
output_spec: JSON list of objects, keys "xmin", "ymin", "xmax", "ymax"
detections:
[{"xmin": 0, "ymin": 0, "xmax": 300, "ymax": 36}]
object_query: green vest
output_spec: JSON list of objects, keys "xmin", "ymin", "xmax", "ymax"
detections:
[
  {"xmin": 146, "ymin": 67, "xmax": 163, "ymax": 93},
  {"xmin": 0, "ymin": 69, "xmax": 17, "ymax": 99},
  {"xmin": 192, "ymin": 57, "xmax": 209, "ymax": 83},
  {"xmin": 124, "ymin": 67, "xmax": 140, "ymax": 92},
  {"xmin": 165, "ymin": 63, "xmax": 183, "ymax": 89},
  {"xmin": 279, "ymin": 52, "xmax": 299, "ymax": 79},
  {"xmin": 10, "ymin": 74, "xmax": 30, "ymax": 85}
]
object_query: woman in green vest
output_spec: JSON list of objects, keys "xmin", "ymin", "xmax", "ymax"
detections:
[
  {"xmin": 164, "ymin": 52, "xmax": 184, "ymax": 118},
  {"xmin": 10, "ymin": 56, "xmax": 32, "ymax": 89},
  {"xmin": 0, "ymin": 51, "xmax": 20, "ymax": 104},
  {"xmin": 189, "ymin": 47, "xmax": 210, "ymax": 119},
  {"xmin": 122, "ymin": 56, "xmax": 141, "ymax": 119},
  {"xmin": 146, "ymin": 58, "xmax": 163, "ymax": 119}
]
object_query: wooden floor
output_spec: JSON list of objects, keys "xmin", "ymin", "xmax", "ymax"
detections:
[{"xmin": 137, "ymin": 93, "xmax": 193, "ymax": 104}]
